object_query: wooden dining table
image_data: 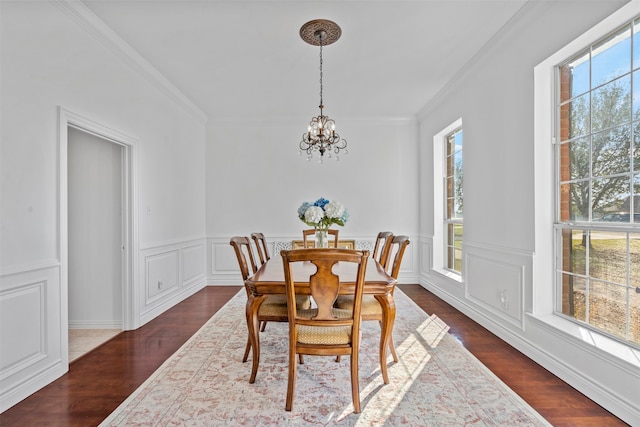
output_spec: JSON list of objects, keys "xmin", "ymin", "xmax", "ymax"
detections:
[{"xmin": 244, "ymin": 254, "xmax": 397, "ymax": 384}]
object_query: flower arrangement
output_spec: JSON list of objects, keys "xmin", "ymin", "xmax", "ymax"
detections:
[{"xmin": 297, "ymin": 197, "xmax": 349, "ymax": 230}]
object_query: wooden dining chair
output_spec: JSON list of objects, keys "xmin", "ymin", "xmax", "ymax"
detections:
[
  {"xmin": 281, "ymin": 248, "xmax": 369, "ymax": 413},
  {"xmin": 372, "ymin": 231, "xmax": 393, "ymax": 268},
  {"xmin": 251, "ymin": 232, "xmax": 270, "ymax": 265},
  {"xmin": 335, "ymin": 235, "xmax": 410, "ymax": 370},
  {"xmin": 382, "ymin": 235, "xmax": 411, "ymax": 281},
  {"xmin": 302, "ymin": 228, "xmax": 339, "ymax": 248},
  {"xmin": 250, "ymin": 232, "xmax": 275, "ymax": 331},
  {"xmin": 230, "ymin": 236, "xmax": 304, "ymax": 364}
]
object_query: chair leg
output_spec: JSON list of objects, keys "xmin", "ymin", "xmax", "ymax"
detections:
[
  {"xmin": 379, "ymin": 320, "xmax": 398, "ymax": 363},
  {"xmin": 286, "ymin": 350, "xmax": 298, "ymax": 411},
  {"xmin": 350, "ymin": 352, "xmax": 361, "ymax": 414},
  {"xmin": 388, "ymin": 333, "xmax": 398, "ymax": 363},
  {"xmin": 335, "ymin": 355, "xmax": 341, "ymax": 362},
  {"xmin": 260, "ymin": 320, "xmax": 267, "ymax": 332},
  {"xmin": 299, "ymin": 354, "xmax": 304, "ymax": 364},
  {"xmin": 242, "ymin": 335, "xmax": 251, "ymax": 363}
]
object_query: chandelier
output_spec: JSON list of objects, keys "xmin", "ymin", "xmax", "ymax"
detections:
[{"xmin": 299, "ymin": 19, "xmax": 347, "ymax": 162}]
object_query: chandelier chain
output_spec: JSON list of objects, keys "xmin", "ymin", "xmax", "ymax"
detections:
[{"xmin": 319, "ymin": 39, "xmax": 323, "ymax": 110}]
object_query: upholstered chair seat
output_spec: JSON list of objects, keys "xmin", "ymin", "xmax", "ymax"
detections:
[
  {"xmin": 295, "ymin": 308, "xmax": 353, "ymax": 345},
  {"xmin": 333, "ymin": 295, "xmax": 382, "ymax": 315}
]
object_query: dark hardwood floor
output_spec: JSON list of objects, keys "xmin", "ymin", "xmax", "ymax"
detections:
[{"xmin": 0, "ymin": 284, "xmax": 627, "ymax": 426}]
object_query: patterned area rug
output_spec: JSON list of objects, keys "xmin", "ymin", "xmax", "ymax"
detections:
[{"xmin": 100, "ymin": 289, "xmax": 551, "ymax": 426}]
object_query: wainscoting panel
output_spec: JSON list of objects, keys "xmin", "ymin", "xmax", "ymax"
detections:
[
  {"xmin": 145, "ymin": 250, "xmax": 179, "ymax": 301},
  {"xmin": 181, "ymin": 243, "xmax": 205, "ymax": 286},
  {"xmin": 139, "ymin": 239, "xmax": 207, "ymax": 325},
  {"xmin": 421, "ymin": 240, "xmax": 529, "ymax": 330},
  {"xmin": 465, "ymin": 251, "xmax": 525, "ymax": 329},
  {"xmin": 420, "ymin": 237, "xmax": 433, "ymax": 281},
  {"xmin": 0, "ymin": 264, "xmax": 66, "ymax": 413},
  {"xmin": 1, "ymin": 280, "xmax": 46, "ymax": 378},
  {"xmin": 208, "ymin": 239, "xmax": 241, "ymax": 285}
]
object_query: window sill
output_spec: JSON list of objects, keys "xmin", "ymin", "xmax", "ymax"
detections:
[
  {"xmin": 432, "ymin": 267, "xmax": 463, "ymax": 285},
  {"xmin": 527, "ymin": 312, "xmax": 640, "ymax": 370}
]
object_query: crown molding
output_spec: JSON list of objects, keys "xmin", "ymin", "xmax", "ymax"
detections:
[
  {"xmin": 207, "ymin": 115, "xmax": 417, "ymax": 125},
  {"xmin": 52, "ymin": 0, "xmax": 208, "ymax": 125}
]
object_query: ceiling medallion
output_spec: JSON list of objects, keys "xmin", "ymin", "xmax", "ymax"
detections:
[{"xmin": 299, "ymin": 19, "xmax": 342, "ymax": 46}]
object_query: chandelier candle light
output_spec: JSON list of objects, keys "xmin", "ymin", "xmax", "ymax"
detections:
[
  {"xmin": 299, "ymin": 19, "xmax": 348, "ymax": 162},
  {"xmin": 298, "ymin": 197, "xmax": 349, "ymax": 248}
]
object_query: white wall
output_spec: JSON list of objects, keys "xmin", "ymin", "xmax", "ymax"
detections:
[
  {"xmin": 0, "ymin": 1, "xmax": 207, "ymax": 412},
  {"xmin": 418, "ymin": 1, "xmax": 639, "ymax": 425},
  {"xmin": 206, "ymin": 118, "xmax": 421, "ymax": 284},
  {"xmin": 68, "ymin": 128, "xmax": 123, "ymax": 328}
]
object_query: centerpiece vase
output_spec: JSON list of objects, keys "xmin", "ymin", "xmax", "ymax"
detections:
[{"xmin": 315, "ymin": 227, "xmax": 329, "ymax": 248}]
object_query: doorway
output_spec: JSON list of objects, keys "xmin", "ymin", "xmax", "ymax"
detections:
[
  {"xmin": 60, "ymin": 108, "xmax": 138, "ymax": 365},
  {"xmin": 67, "ymin": 127, "xmax": 124, "ymax": 359}
]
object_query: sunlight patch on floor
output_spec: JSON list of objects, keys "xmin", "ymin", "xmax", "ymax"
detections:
[
  {"xmin": 355, "ymin": 322, "xmax": 439, "ymax": 423},
  {"xmin": 418, "ymin": 314, "xmax": 450, "ymax": 348}
]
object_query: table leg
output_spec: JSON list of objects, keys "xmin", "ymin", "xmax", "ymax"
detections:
[
  {"xmin": 375, "ymin": 292, "xmax": 396, "ymax": 385},
  {"xmin": 246, "ymin": 294, "xmax": 267, "ymax": 384}
]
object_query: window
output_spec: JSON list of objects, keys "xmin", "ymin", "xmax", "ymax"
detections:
[
  {"xmin": 445, "ymin": 128, "xmax": 463, "ymax": 274},
  {"xmin": 556, "ymin": 18, "xmax": 640, "ymax": 347},
  {"xmin": 433, "ymin": 119, "xmax": 463, "ymax": 279}
]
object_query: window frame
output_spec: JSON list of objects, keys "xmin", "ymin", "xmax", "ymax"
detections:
[
  {"xmin": 555, "ymin": 17, "xmax": 639, "ymax": 348},
  {"xmin": 433, "ymin": 118, "xmax": 463, "ymax": 280},
  {"xmin": 444, "ymin": 128, "xmax": 463, "ymax": 275},
  {"xmin": 534, "ymin": 0, "xmax": 640, "ymax": 359}
]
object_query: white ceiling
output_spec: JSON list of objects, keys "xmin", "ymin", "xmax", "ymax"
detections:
[{"xmin": 83, "ymin": 0, "xmax": 528, "ymax": 121}]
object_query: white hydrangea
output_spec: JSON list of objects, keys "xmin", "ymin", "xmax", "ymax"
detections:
[
  {"xmin": 324, "ymin": 200, "xmax": 345, "ymax": 219},
  {"xmin": 304, "ymin": 206, "xmax": 325, "ymax": 224}
]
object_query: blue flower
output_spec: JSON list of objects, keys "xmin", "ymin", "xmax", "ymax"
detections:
[
  {"xmin": 297, "ymin": 202, "xmax": 312, "ymax": 217},
  {"xmin": 313, "ymin": 197, "xmax": 330, "ymax": 208}
]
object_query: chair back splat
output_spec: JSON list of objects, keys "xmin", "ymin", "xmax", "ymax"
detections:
[
  {"xmin": 281, "ymin": 248, "xmax": 369, "ymax": 413},
  {"xmin": 383, "ymin": 235, "xmax": 411, "ymax": 279},
  {"xmin": 302, "ymin": 228, "xmax": 339, "ymax": 248},
  {"xmin": 251, "ymin": 232, "xmax": 270, "ymax": 265},
  {"xmin": 229, "ymin": 236, "xmax": 258, "ymax": 280},
  {"xmin": 372, "ymin": 231, "xmax": 393, "ymax": 268}
]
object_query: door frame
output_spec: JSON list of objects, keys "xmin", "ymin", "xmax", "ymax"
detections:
[{"xmin": 59, "ymin": 107, "xmax": 139, "ymax": 336}]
